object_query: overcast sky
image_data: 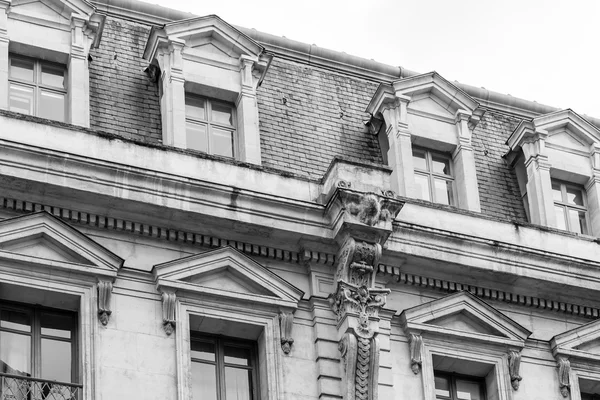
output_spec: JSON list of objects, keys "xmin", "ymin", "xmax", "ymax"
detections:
[{"xmin": 148, "ymin": 0, "xmax": 600, "ymax": 118}]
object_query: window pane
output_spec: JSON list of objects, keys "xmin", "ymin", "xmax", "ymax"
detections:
[
  {"xmin": 9, "ymin": 83, "xmax": 34, "ymax": 115},
  {"xmin": 566, "ymin": 186, "xmax": 585, "ymax": 206},
  {"xmin": 191, "ymin": 362, "xmax": 217, "ymax": 400},
  {"xmin": 39, "ymin": 90, "xmax": 65, "ymax": 122},
  {"xmin": 10, "ymin": 58, "xmax": 34, "ymax": 81},
  {"xmin": 186, "ymin": 96, "xmax": 206, "ymax": 120},
  {"xmin": 41, "ymin": 64, "xmax": 65, "ymax": 88},
  {"xmin": 552, "ymin": 180, "xmax": 563, "ymax": 202},
  {"xmin": 224, "ymin": 346, "xmax": 251, "ymax": 366},
  {"xmin": 225, "ymin": 366, "xmax": 251, "ymax": 400},
  {"xmin": 414, "ymin": 174, "xmax": 431, "ymax": 201},
  {"xmin": 186, "ymin": 122, "xmax": 208, "ymax": 153},
  {"xmin": 211, "ymin": 128, "xmax": 234, "ymax": 158},
  {"xmin": 412, "ymin": 149, "xmax": 428, "ymax": 171},
  {"xmin": 568, "ymin": 209, "xmax": 588, "ymax": 234},
  {"xmin": 434, "ymin": 375, "xmax": 450, "ymax": 397},
  {"xmin": 41, "ymin": 312, "xmax": 72, "ymax": 339},
  {"xmin": 211, "ymin": 103, "xmax": 234, "ymax": 126},
  {"xmin": 1, "ymin": 310, "xmax": 31, "ymax": 332},
  {"xmin": 431, "ymin": 153, "xmax": 451, "ymax": 176},
  {"xmin": 41, "ymin": 338, "xmax": 71, "ymax": 382},
  {"xmin": 0, "ymin": 331, "xmax": 31, "ymax": 375},
  {"xmin": 555, "ymin": 206, "xmax": 567, "ymax": 230},
  {"xmin": 456, "ymin": 379, "xmax": 483, "ymax": 400},
  {"xmin": 434, "ymin": 178, "xmax": 453, "ymax": 205},
  {"xmin": 191, "ymin": 340, "xmax": 215, "ymax": 362}
]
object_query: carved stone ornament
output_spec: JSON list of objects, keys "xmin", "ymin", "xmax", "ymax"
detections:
[
  {"xmin": 279, "ymin": 312, "xmax": 294, "ymax": 355},
  {"xmin": 557, "ymin": 357, "xmax": 570, "ymax": 397},
  {"xmin": 330, "ymin": 282, "xmax": 389, "ymax": 336},
  {"xmin": 508, "ymin": 350, "xmax": 522, "ymax": 390},
  {"xmin": 338, "ymin": 190, "xmax": 403, "ymax": 227},
  {"xmin": 409, "ymin": 333, "xmax": 423, "ymax": 374},
  {"xmin": 335, "ymin": 237, "xmax": 382, "ymax": 289},
  {"xmin": 161, "ymin": 292, "xmax": 176, "ymax": 335},
  {"xmin": 97, "ymin": 280, "xmax": 113, "ymax": 326}
]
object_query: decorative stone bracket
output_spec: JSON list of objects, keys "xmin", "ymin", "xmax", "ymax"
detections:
[
  {"xmin": 161, "ymin": 292, "xmax": 177, "ymax": 335},
  {"xmin": 97, "ymin": 280, "xmax": 113, "ymax": 326},
  {"xmin": 408, "ymin": 333, "xmax": 423, "ymax": 374},
  {"xmin": 279, "ymin": 312, "xmax": 294, "ymax": 355},
  {"xmin": 557, "ymin": 357, "xmax": 571, "ymax": 397},
  {"xmin": 508, "ymin": 350, "xmax": 522, "ymax": 390}
]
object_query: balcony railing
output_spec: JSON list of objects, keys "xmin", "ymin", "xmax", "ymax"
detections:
[{"xmin": 0, "ymin": 373, "xmax": 82, "ymax": 400}]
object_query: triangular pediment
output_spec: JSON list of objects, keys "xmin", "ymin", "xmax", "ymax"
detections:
[
  {"xmin": 153, "ymin": 247, "xmax": 304, "ymax": 310},
  {"xmin": 10, "ymin": 0, "xmax": 95, "ymax": 21},
  {"xmin": 400, "ymin": 291, "xmax": 531, "ymax": 348},
  {"xmin": 551, "ymin": 318, "xmax": 600, "ymax": 362},
  {"xmin": 0, "ymin": 212, "xmax": 122, "ymax": 277}
]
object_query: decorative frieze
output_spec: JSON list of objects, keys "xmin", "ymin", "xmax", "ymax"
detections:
[
  {"xmin": 97, "ymin": 280, "xmax": 113, "ymax": 326},
  {"xmin": 279, "ymin": 312, "xmax": 294, "ymax": 355},
  {"xmin": 556, "ymin": 357, "xmax": 570, "ymax": 397},
  {"xmin": 508, "ymin": 350, "xmax": 522, "ymax": 390},
  {"xmin": 408, "ymin": 333, "xmax": 422, "ymax": 374},
  {"xmin": 161, "ymin": 292, "xmax": 177, "ymax": 335}
]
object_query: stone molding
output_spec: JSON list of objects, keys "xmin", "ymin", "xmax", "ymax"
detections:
[
  {"xmin": 161, "ymin": 291, "xmax": 177, "ymax": 335},
  {"xmin": 97, "ymin": 280, "xmax": 113, "ymax": 326},
  {"xmin": 279, "ymin": 311, "xmax": 294, "ymax": 355},
  {"xmin": 408, "ymin": 333, "xmax": 422, "ymax": 374},
  {"xmin": 557, "ymin": 357, "xmax": 571, "ymax": 397},
  {"xmin": 508, "ymin": 350, "xmax": 522, "ymax": 390}
]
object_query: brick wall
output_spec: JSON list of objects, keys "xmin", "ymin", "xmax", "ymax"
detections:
[
  {"xmin": 472, "ymin": 112, "xmax": 528, "ymax": 222},
  {"xmin": 89, "ymin": 17, "xmax": 162, "ymax": 143},
  {"xmin": 257, "ymin": 59, "xmax": 383, "ymax": 179}
]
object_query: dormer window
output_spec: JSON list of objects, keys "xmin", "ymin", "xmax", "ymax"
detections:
[
  {"xmin": 552, "ymin": 179, "xmax": 589, "ymax": 234},
  {"xmin": 185, "ymin": 93, "xmax": 236, "ymax": 158},
  {"xmin": 413, "ymin": 147, "xmax": 455, "ymax": 205},
  {"xmin": 9, "ymin": 55, "xmax": 67, "ymax": 122}
]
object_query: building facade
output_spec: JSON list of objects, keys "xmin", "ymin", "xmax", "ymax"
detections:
[{"xmin": 1, "ymin": 0, "xmax": 600, "ymax": 399}]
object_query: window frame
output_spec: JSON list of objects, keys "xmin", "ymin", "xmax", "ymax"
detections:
[
  {"xmin": 412, "ymin": 146, "xmax": 455, "ymax": 206},
  {"xmin": 434, "ymin": 371, "xmax": 486, "ymax": 400},
  {"xmin": 185, "ymin": 93, "xmax": 237, "ymax": 158},
  {"xmin": 190, "ymin": 333, "xmax": 259, "ymax": 400},
  {"xmin": 8, "ymin": 54, "xmax": 68, "ymax": 123},
  {"xmin": 551, "ymin": 179, "xmax": 590, "ymax": 234}
]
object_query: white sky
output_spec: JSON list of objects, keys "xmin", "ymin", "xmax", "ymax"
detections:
[{"xmin": 148, "ymin": 0, "xmax": 600, "ymax": 118}]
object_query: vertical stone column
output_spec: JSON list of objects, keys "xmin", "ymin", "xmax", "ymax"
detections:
[
  {"xmin": 236, "ymin": 55, "xmax": 261, "ymax": 165},
  {"xmin": 0, "ymin": 0, "xmax": 8, "ymax": 111},
  {"xmin": 452, "ymin": 110, "xmax": 481, "ymax": 212},
  {"xmin": 586, "ymin": 144, "xmax": 600, "ymax": 236},
  {"xmin": 157, "ymin": 39, "xmax": 186, "ymax": 148},
  {"xmin": 521, "ymin": 132, "xmax": 556, "ymax": 227},
  {"xmin": 69, "ymin": 16, "xmax": 90, "ymax": 127}
]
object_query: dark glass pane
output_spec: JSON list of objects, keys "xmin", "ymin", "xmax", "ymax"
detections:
[
  {"xmin": 10, "ymin": 58, "xmax": 34, "ymax": 81},
  {"xmin": 39, "ymin": 90, "xmax": 65, "ymax": 122},
  {"xmin": 0, "ymin": 331, "xmax": 31, "ymax": 375},
  {"xmin": 431, "ymin": 153, "xmax": 451, "ymax": 176},
  {"xmin": 555, "ymin": 206, "xmax": 567, "ymax": 230},
  {"xmin": 566, "ymin": 185, "xmax": 584, "ymax": 206},
  {"xmin": 211, "ymin": 103, "xmax": 233, "ymax": 125},
  {"xmin": 191, "ymin": 340, "xmax": 216, "ymax": 362},
  {"xmin": 224, "ymin": 346, "xmax": 250, "ymax": 366},
  {"xmin": 412, "ymin": 149, "xmax": 428, "ymax": 171},
  {"xmin": 211, "ymin": 128, "xmax": 234, "ymax": 158},
  {"xmin": 41, "ymin": 312, "xmax": 72, "ymax": 339},
  {"xmin": 434, "ymin": 178, "xmax": 453, "ymax": 205},
  {"xmin": 186, "ymin": 122, "xmax": 208, "ymax": 153},
  {"xmin": 414, "ymin": 173, "xmax": 431, "ymax": 201},
  {"xmin": 41, "ymin": 338, "xmax": 71, "ymax": 382},
  {"xmin": 41, "ymin": 64, "xmax": 65, "ymax": 88},
  {"xmin": 551, "ymin": 181, "xmax": 563, "ymax": 202},
  {"xmin": 568, "ymin": 209, "xmax": 588, "ymax": 234},
  {"xmin": 9, "ymin": 83, "xmax": 34, "ymax": 115},
  {"xmin": 456, "ymin": 379, "xmax": 483, "ymax": 400},
  {"xmin": 434, "ymin": 375, "xmax": 450, "ymax": 398},
  {"xmin": 225, "ymin": 367, "xmax": 251, "ymax": 400},
  {"xmin": 191, "ymin": 362, "xmax": 217, "ymax": 400},
  {"xmin": 1, "ymin": 310, "xmax": 31, "ymax": 332},
  {"xmin": 185, "ymin": 95, "xmax": 206, "ymax": 120}
]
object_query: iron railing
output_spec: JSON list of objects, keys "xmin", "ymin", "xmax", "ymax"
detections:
[{"xmin": 0, "ymin": 373, "xmax": 82, "ymax": 400}]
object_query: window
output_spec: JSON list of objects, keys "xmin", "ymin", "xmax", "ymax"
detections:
[
  {"xmin": 185, "ymin": 94, "xmax": 236, "ymax": 158},
  {"xmin": 191, "ymin": 334, "xmax": 258, "ymax": 400},
  {"xmin": 435, "ymin": 372, "xmax": 485, "ymax": 400},
  {"xmin": 0, "ymin": 301, "xmax": 79, "ymax": 399},
  {"xmin": 582, "ymin": 394, "xmax": 600, "ymax": 400},
  {"xmin": 552, "ymin": 179, "xmax": 589, "ymax": 234},
  {"xmin": 8, "ymin": 55, "xmax": 67, "ymax": 123},
  {"xmin": 412, "ymin": 147, "xmax": 454, "ymax": 205}
]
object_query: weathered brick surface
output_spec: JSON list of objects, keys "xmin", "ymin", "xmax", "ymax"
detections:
[
  {"xmin": 256, "ymin": 59, "xmax": 383, "ymax": 179},
  {"xmin": 89, "ymin": 17, "xmax": 162, "ymax": 143},
  {"xmin": 472, "ymin": 112, "xmax": 527, "ymax": 222}
]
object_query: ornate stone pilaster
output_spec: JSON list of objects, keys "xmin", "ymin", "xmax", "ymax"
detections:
[
  {"xmin": 508, "ymin": 350, "xmax": 522, "ymax": 390},
  {"xmin": 161, "ymin": 292, "xmax": 177, "ymax": 335},
  {"xmin": 279, "ymin": 311, "xmax": 294, "ymax": 355},
  {"xmin": 97, "ymin": 280, "xmax": 113, "ymax": 326}
]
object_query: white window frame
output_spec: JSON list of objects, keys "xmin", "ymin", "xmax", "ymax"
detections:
[
  {"xmin": 413, "ymin": 146, "xmax": 455, "ymax": 205},
  {"xmin": 551, "ymin": 179, "xmax": 590, "ymax": 234}
]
